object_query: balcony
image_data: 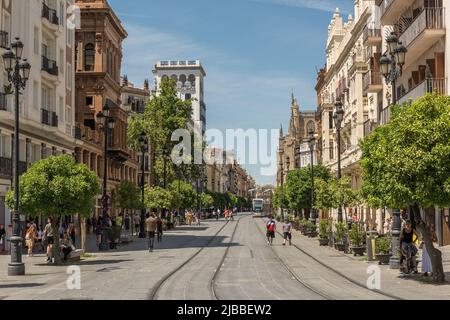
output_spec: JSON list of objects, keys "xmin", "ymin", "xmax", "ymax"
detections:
[
  {"xmin": 0, "ymin": 93, "xmax": 7, "ymax": 111},
  {"xmin": 41, "ymin": 109, "xmax": 58, "ymax": 127},
  {"xmin": 75, "ymin": 123, "xmax": 102, "ymax": 145},
  {"xmin": 363, "ymin": 71, "xmax": 383, "ymax": 93},
  {"xmin": 380, "ymin": 0, "xmax": 411, "ymax": 25},
  {"xmin": 42, "ymin": 56, "xmax": 59, "ymax": 76},
  {"xmin": 399, "ymin": 8, "xmax": 446, "ymax": 68},
  {"xmin": 364, "ymin": 120, "xmax": 377, "ymax": 137},
  {"xmin": 363, "ymin": 26, "xmax": 382, "ymax": 46},
  {"xmin": 380, "ymin": 106, "xmax": 391, "ymax": 126},
  {"xmin": 0, "ymin": 157, "xmax": 28, "ymax": 180},
  {"xmin": 42, "ymin": 3, "xmax": 59, "ymax": 25},
  {"xmin": 0, "ymin": 30, "xmax": 9, "ymax": 49},
  {"xmin": 398, "ymin": 78, "xmax": 447, "ymax": 105}
]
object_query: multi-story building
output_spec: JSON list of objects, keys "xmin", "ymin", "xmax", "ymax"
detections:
[
  {"xmin": 316, "ymin": 2, "xmax": 383, "ymax": 225},
  {"xmin": 152, "ymin": 60, "xmax": 206, "ymax": 135},
  {"xmin": 317, "ymin": 1, "xmax": 450, "ymax": 244},
  {"xmin": 74, "ymin": 0, "xmax": 138, "ymax": 218},
  {"xmin": 120, "ymin": 76, "xmax": 151, "ymax": 186},
  {"xmin": 1, "ymin": 0, "xmax": 76, "ymax": 229},
  {"xmin": 375, "ymin": 0, "xmax": 450, "ymax": 245},
  {"xmin": 277, "ymin": 94, "xmax": 319, "ymax": 187},
  {"xmin": 205, "ymin": 147, "xmax": 223, "ymax": 193}
]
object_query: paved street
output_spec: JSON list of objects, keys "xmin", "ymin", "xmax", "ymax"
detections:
[{"xmin": 2, "ymin": 213, "xmax": 448, "ymax": 300}]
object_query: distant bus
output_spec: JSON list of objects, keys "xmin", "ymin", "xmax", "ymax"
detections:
[{"xmin": 252, "ymin": 199, "xmax": 264, "ymax": 213}]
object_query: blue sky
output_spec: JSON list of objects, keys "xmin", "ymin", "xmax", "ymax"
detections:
[{"xmin": 109, "ymin": 0, "xmax": 353, "ymax": 185}]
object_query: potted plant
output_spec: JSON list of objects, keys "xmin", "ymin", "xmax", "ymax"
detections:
[
  {"xmin": 318, "ymin": 219, "xmax": 329, "ymax": 246},
  {"xmin": 334, "ymin": 222, "xmax": 347, "ymax": 251},
  {"xmin": 376, "ymin": 236, "xmax": 392, "ymax": 265},
  {"xmin": 306, "ymin": 221, "xmax": 317, "ymax": 238},
  {"xmin": 349, "ymin": 223, "xmax": 366, "ymax": 256},
  {"xmin": 299, "ymin": 218, "xmax": 308, "ymax": 235},
  {"xmin": 107, "ymin": 225, "xmax": 122, "ymax": 249}
]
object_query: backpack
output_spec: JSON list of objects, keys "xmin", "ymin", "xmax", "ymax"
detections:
[{"xmin": 267, "ymin": 221, "xmax": 275, "ymax": 232}]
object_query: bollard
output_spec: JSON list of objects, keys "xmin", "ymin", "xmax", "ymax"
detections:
[{"xmin": 366, "ymin": 231, "xmax": 378, "ymax": 261}]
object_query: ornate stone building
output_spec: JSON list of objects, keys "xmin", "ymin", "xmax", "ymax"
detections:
[
  {"xmin": 74, "ymin": 0, "xmax": 138, "ymax": 217},
  {"xmin": 276, "ymin": 94, "xmax": 319, "ymax": 187}
]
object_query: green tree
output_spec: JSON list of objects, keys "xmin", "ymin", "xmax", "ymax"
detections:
[
  {"xmin": 272, "ymin": 185, "xmax": 289, "ymax": 210},
  {"xmin": 314, "ymin": 178, "xmax": 337, "ymax": 211},
  {"xmin": 128, "ymin": 78, "xmax": 193, "ymax": 186},
  {"xmin": 168, "ymin": 180, "xmax": 196, "ymax": 210},
  {"xmin": 285, "ymin": 165, "xmax": 332, "ymax": 216},
  {"xmin": 144, "ymin": 186, "xmax": 174, "ymax": 212},
  {"xmin": 113, "ymin": 181, "xmax": 140, "ymax": 216},
  {"xmin": 6, "ymin": 156, "xmax": 99, "ymax": 264},
  {"xmin": 360, "ymin": 93, "xmax": 450, "ymax": 283},
  {"xmin": 201, "ymin": 193, "xmax": 214, "ymax": 209}
]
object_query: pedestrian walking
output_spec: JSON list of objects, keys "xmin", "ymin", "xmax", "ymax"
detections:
[
  {"xmin": 196, "ymin": 212, "xmax": 201, "ymax": 226},
  {"xmin": 43, "ymin": 217, "xmax": 55, "ymax": 263},
  {"xmin": 146, "ymin": 213, "xmax": 157, "ymax": 252},
  {"xmin": 134, "ymin": 214, "xmax": 141, "ymax": 236},
  {"xmin": 282, "ymin": 219, "xmax": 292, "ymax": 246},
  {"xmin": 156, "ymin": 215, "xmax": 163, "ymax": 243},
  {"xmin": 266, "ymin": 216, "xmax": 276, "ymax": 246},
  {"xmin": 25, "ymin": 224, "xmax": 36, "ymax": 257}
]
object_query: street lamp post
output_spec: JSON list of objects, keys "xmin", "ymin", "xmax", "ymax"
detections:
[
  {"xmin": 308, "ymin": 129, "xmax": 317, "ymax": 225},
  {"xmin": 3, "ymin": 38, "xmax": 31, "ymax": 276},
  {"xmin": 138, "ymin": 133, "xmax": 148, "ymax": 238},
  {"xmin": 95, "ymin": 103, "xmax": 115, "ymax": 251},
  {"xmin": 380, "ymin": 32, "xmax": 407, "ymax": 269},
  {"xmin": 333, "ymin": 99, "xmax": 345, "ymax": 223}
]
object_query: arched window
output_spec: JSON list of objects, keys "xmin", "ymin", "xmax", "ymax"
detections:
[{"xmin": 85, "ymin": 43, "xmax": 95, "ymax": 71}]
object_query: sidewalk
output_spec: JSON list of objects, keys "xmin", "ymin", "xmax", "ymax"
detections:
[
  {"xmin": 0, "ymin": 219, "xmax": 228, "ymax": 300},
  {"xmin": 257, "ymin": 219, "xmax": 450, "ymax": 300}
]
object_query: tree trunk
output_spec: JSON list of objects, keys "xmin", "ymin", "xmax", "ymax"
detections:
[
  {"xmin": 51, "ymin": 219, "xmax": 62, "ymax": 265},
  {"xmin": 81, "ymin": 216, "xmax": 87, "ymax": 253},
  {"xmin": 411, "ymin": 203, "xmax": 445, "ymax": 283}
]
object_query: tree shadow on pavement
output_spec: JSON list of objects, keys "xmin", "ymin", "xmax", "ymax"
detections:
[
  {"xmin": 0, "ymin": 283, "xmax": 44, "ymax": 289},
  {"xmin": 398, "ymin": 272, "xmax": 450, "ymax": 285}
]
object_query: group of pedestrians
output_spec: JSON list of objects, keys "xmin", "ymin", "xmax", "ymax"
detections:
[
  {"xmin": 265, "ymin": 216, "xmax": 292, "ymax": 247},
  {"xmin": 23, "ymin": 217, "xmax": 76, "ymax": 263}
]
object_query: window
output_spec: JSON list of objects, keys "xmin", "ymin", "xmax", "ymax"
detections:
[
  {"xmin": 33, "ymin": 81, "xmax": 39, "ymax": 109},
  {"xmin": 329, "ymin": 141, "xmax": 334, "ymax": 160},
  {"xmin": 86, "ymin": 96, "xmax": 93, "ymax": 108},
  {"xmin": 66, "ymin": 105, "xmax": 72, "ymax": 123},
  {"xmin": 34, "ymin": 27, "xmax": 39, "ymax": 55},
  {"xmin": 60, "ymin": 1, "xmax": 65, "ymax": 26},
  {"xmin": 60, "ymin": 49, "xmax": 64, "ymax": 74},
  {"xmin": 329, "ymin": 111, "xmax": 334, "ymax": 130},
  {"xmin": 66, "ymin": 63, "xmax": 72, "ymax": 90},
  {"xmin": 185, "ymin": 93, "xmax": 191, "ymax": 100},
  {"xmin": 84, "ymin": 43, "xmax": 95, "ymax": 71},
  {"xmin": 59, "ymin": 97, "xmax": 64, "ymax": 122}
]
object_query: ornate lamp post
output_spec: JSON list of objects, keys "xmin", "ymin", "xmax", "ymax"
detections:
[
  {"xmin": 380, "ymin": 32, "xmax": 407, "ymax": 269},
  {"xmin": 308, "ymin": 129, "xmax": 317, "ymax": 225},
  {"xmin": 3, "ymin": 38, "xmax": 31, "ymax": 276},
  {"xmin": 333, "ymin": 98, "xmax": 345, "ymax": 223},
  {"xmin": 138, "ymin": 132, "xmax": 148, "ymax": 238},
  {"xmin": 95, "ymin": 103, "xmax": 115, "ymax": 251},
  {"xmin": 380, "ymin": 32, "xmax": 407, "ymax": 106}
]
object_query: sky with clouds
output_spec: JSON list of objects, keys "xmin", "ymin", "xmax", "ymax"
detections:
[{"xmin": 108, "ymin": 0, "xmax": 353, "ymax": 185}]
